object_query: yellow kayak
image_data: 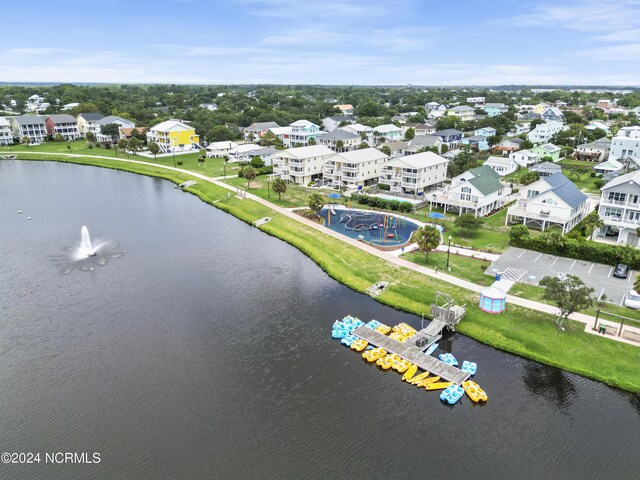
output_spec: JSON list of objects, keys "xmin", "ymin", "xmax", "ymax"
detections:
[
  {"xmin": 410, "ymin": 371, "xmax": 430, "ymax": 384},
  {"xmin": 402, "ymin": 364, "xmax": 418, "ymax": 381},
  {"xmin": 424, "ymin": 381, "xmax": 451, "ymax": 390},
  {"xmin": 417, "ymin": 375, "xmax": 441, "ymax": 387},
  {"xmin": 462, "ymin": 380, "xmax": 488, "ymax": 402}
]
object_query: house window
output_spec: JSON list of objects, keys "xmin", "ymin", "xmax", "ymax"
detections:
[{"xmin": 607, "ymin": 192, "xmax": 626, "ymax": 203}]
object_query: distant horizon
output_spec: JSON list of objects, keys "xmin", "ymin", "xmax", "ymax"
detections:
[{"xmin": 2, "ymin": 1, "xmax": 639, "ymax": 85}]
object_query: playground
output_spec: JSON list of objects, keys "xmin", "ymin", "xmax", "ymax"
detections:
[{"xmin": 318, "ymin": 207, "xmax": 419, "ymax": 247}]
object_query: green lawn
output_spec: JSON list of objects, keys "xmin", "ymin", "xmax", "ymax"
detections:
[
  {"xmin": 225, "ymin": 174, "xmax": 320, "ymax": 208},
  {"xmin": 401, "ymin": 251, "xmax": 494, "ymax": 286},
  {"xmin": 8, "ymin": 153, "xmax": 640, "ymax": 393}
]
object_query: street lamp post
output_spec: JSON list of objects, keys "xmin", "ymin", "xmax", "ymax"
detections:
[
  {"xmin": 223, "ymin": 161, "xmax": 226, "ymax": 183},
  {"xmin": 446, "ymin": 235, "xmax": 452, "ymax": 271},
  {"xmin": 267, "ymin": 158, "xmax": 273, "ymax": 199}
]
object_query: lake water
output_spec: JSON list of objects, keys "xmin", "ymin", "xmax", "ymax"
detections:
[{"xmin": 1, "ymin": 160, "xmax": 639, "ymax": 479}]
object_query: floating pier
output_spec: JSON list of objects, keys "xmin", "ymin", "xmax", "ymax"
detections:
[{"xmin": 352, "ymin": 326, "xmax": 470, "ymax": 384}]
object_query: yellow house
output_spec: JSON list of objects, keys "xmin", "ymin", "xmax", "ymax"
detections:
[
  {"xmin": 146, "ymin": 119, "xmax": 200, "ymax": 153},
  {"xmin": 533, "ymin": 103, "xmax": 550, "ymax": 115}
]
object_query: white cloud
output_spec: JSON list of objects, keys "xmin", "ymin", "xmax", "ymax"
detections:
[
  {"xmin": 580, "ymin": 43, "xmax": 640, "ymax": 60},
  {"xmin": 4, "ymin": 48, "xmax": 69, "ymax": 56}
]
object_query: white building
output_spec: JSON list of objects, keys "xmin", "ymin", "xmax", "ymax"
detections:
[
  {"xmin": 527, "ymin": 121, "xmax": 565, "ymax": 144},
  {"xmin": 272, "ymin": 145, "xmax": 336, "ymax": 185},
  {"xmin": 483, "ymin": 156, "xmax": 518, "ymax": 176},
  {"xmin": 378, "ymin": 151, "xmax": 449, "ymax": 196},
  {"xmin": 0, "ymin": 117, "xmax": 13, "ymax": 145},
  {"xmin": 608, "ymin": 126, "xmax": 640, "ymax": 165},
  {"xmin": 206, "ymin": 140, "xmax": 238, "ymax": 158},
  {"xmin": 373, "ymin": 124, "xmax": 402, "ymax": 143},
  {"xmin": 340, "ymin": 123, "xmax": 374, "ymax": 143},
  {"xmin": 575, "ymin": 138, "xmax": 610, "ymax": 162},
  {"xmin": 284, "ymin": 120, "xmax": 324, "ymax": 148},
  {"xmin": 322, "ymin": 148, "xmax": 389, "ymax": 188},
  {"xmin": 317, "ymin": 129, "xmax": 361, "ymax": 152},
  {"xmin": 228, "ymin": 143, "xmax": 261, "ymax": 162},
  {"xmin": 322, "ymin": 116, "xmax": 355, "ymax": 132},
  {"xmin": 506, "ymin": 173, "xmax": 589, "ymax": 233},
  {"xmin": 10, "ymin": 115, "xmax": 47, "ymax": 144},
  {"xmin": 510, "ymin": 149, "xmax": 539, "ymax": 167},
  {"xmin": 76, "ymin": 113, "xmax": 104, "ymax": 135},
  {"xmin": 431, "ymin": 165, "xmax": 509, "ymax": 217},
  {"xmin": 598, "ymin": 170, "xmax": 640, "ymax": 246},
  {"xmin": 96, "ymin": 115, "xmax": 136, "ymax": 143}
]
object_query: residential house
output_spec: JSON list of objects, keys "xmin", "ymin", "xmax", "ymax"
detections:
[
  {"xmin": 446, "ymin": 105, "xmax": 475, "ymax": 122},
  {"xmin": 378, "ymin": 151, "xmax": 449, "ymax": 196},
  {"xmin": 25, "ymin": 94, "xmax": 49, "ymax": 113},
  {"xmin": 10, "ymin": 115, "xmax": 47, "ymax": 144},
  {"xmin": 484, "ymin": 103, "xmax": 508, "ymax": 117},
  {"xmin": 597, "ymin": 99, "xmax": 616, "ymax": 110},
  {"xmin": 335, "ymin": 104, "xmax": 354, "ymax": 116},
  {"xmin": 415, "ymin": 121, "xmax": 437, "ymax": 136},
  {"xmin": 205, "ymin": 140, "xmax": 238, "ymax": 158},
  {"xmin": 541, "ymin": 107, "xmax": 565, "ymax": 123},
  {"xmin": 574, "ymin": 138, "xmax": 610, "ymax": 162},
  {"xmin": 594, "ymin": 159, "xmax": 624, "ymax": 176},
  {"xmin": 380, "ymin": 141, "xmax": 408, "ymax": 159},
  {"xmin": 527, "ymin": 121, "xmax": 565, "ymax": 144},
  {"xmin": 199, "ymin": 103, "xmax": 218, "ymax": 111},
  {"xmin": 61, "ymin": 102, "xmax": 79, "ymax": 111},
  {"xmin": 461, "ymin": 135, "xmax": 489, "ymax": 152},
  {"xmin": 119, "ymin": 127, "xmax": 147, "ymax": 141},
  {"xmin": 466, "ymin": 97, "xmax": 485, "ymax": 107},
  {"xmin": 228, "ymin": 143, "xmax": 261, "ymax": 162},
  {"xmin": 506, "ymin": 173, "xmax": 589, "ymax": 233},
  {"xmin": 533, "ymin": 103, "xmax": 551, "ymax": 115},
  {"xmin": 146, "ymin": 119, "xmax": 199, "ymax": 153},
  {"xmin": 236, "ymin": 146, "xmax": 279, "ymax": 165},
  {"xmin": 474, "ymin": 127, "xmax": 497, "ymax": 137},
  {"xmin": 442, "ymin": 149, "xmax": 461, "ymax": 161},
  {"xmin": 272, "ymin": 145, "xmax": 335, "ymax": 185},
  {"xmin": 322, "ymin": 115, "xmax": 355, "ymax": 132},
  {"xmin": 494, "ymin": 137, "xmax": 523, "ymax": 154},
  {"xmin": 483, "ymin": 156, "xmax": 518, "ymax": 176},
  {"xmin": 431, "ymin": 165, "xmax": 508, "ymax": 217},
  {"xmin": 96, "ymin": 116, "xmax": 136, "ymax": 143},
  {"xmin": 243, "ymin": 121, "xmax": 280, "ymax": 142},
  {"xmin": 530, "ymin": 162, "xmax": 562, "ymax": 177},
  {"xmin": 76, "ymin": 113, "xmax": 104, "ymax": 135},
  {"xmin": 585, "ymin": 120, "xmax": 609, "ymax": 133},
  {"xmin": 403, "ymin": 135, "xmax": 443, "ymax": 155},
  {"xmin": 284, "ymin": 120, "xmax": 325, "ymax": 148},
  {"xmin": 317, "ymin": 129, "xmax": 361, "ymax": 152},
  {"xmin": 597, "ymin": 170, "xmax": 640, "ymax": 246},
  {"xmin": 340, "ymin": 123, "xmax": 374, "ymax": 143},
  {"xmin": 373, "ymin": 124, "xmax": 402, "ymax": 143},
  {"xmin": 322, "ymin": 148, "xmax": 389, "ymax": 188},
  {"xmin": 507, "ymin": 123, "xmax": 531, "ymax": 136},
  {"xmin": 426, "ymin": 103, "xmax": 447, "ymax": 119},
  {"xmin": 529, "ymin": 143, "xmax": 562, "ymax": 162},
  {"xmin": 267, "ymin": 126, "xmax": 293, "ymax": 144},
  {"xmin": 608, "ymin": 126, "xmax": 640, "ymax": 165},
  {"xmin": 433, "ymin": 129, "xmax": 463, "ymax": 148},
  {"xmin": 510, "ymin": 149, "xmax": 539, "ymax": 167},
  {"xmin": 45, "ymin": 114, "xmax": 80, "ymax": 140},
  {"xmin": 401, "ymin": 123, "xmax": 419, "ymax": 136},
  {"xmin": 0, "ymin": 117, "xmax": 13, "ymax": 145}
]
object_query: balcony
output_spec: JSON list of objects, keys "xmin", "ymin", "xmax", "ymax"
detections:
[
  {"xmin": 507, "ymin": 206, "xmax": 569, "ymax": 224},
  {"xmin": 602, "ymin": 215, "xmax": 640, "ymax": 228},
  {"xmin": 401, "ymin": 171, "xmax": 419, "ymax": 178},
  {"xmin": 431, "ymin": 194, "xmax": 479, "ymax": 208},
  {"xmin": 341, "ymin": 165, "xmax": 359, "ymax": 173}
]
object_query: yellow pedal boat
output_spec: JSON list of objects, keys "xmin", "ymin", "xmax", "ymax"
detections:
[
  {"xmin": 462, "ymin": 380, "xmax": 488, "ymax": 402},
  {"xmin": 377, "ymin": 354, "xmax": 395, "ymax": 370},
  {"xmin": 424, "ymin": 381, "xmax": 452, "ymax": 391},
  {"xmin": 402, "ymin": 364, "xmax": 418, "ymax": 381},
  {"xmin": 363, "ymin": 347, "xmax": 386, "ymax": 362},
  {"xmin": 350, "ymin": 339, "xmax": 368, "ymax": 352},
  {"xmin": 375, "ymin": 324, "xmax": 391, "ymax": 335}
]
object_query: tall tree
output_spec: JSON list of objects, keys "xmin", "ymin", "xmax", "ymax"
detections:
[
  {"xmin": 539, "ymin": 274, "xmax": 595, "ymax": 330},
  {"xmin": 582, "ymin": 211, "xmax": 604, "ymax": 240},
  {"xmin": 413, "ymin": 225, "xmax": 441, "ymax": 262},
  {"xmin": 242, "ymin": 166, "xmax": 256, "ymax": 189},
  {"xmin": 148, "ymin": 141, "xmax": 160, "ymax": 159},
  {"xmin": 404, "ymin": 127, "xmax": 415, "ymax": 141}
]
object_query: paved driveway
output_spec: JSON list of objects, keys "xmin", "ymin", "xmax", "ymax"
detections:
[{"xmin": 486, "ymin": 247, "xmax": 637, "ymax": 305}]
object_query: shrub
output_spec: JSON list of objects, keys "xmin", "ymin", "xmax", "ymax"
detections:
[
  {"xmin": 378, "ymin": 183, "xmax": 390, "ymax": 191},
  {"xmin": 594, "ymin": 179, "xmax": 605, "ymax": 189},
  {"xmin": 590, "ymin": 171, "xmax": 596, "ymax": 178}
]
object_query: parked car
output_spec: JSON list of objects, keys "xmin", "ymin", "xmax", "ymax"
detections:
[
  {"xmin": 624, "ymin": 290, "xmax": 640, "ymax": 309},
  {"xmin": 613, "ymin": 264, "xmax": 629, "ymax": 279}
]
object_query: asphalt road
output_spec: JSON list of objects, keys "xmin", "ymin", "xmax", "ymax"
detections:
[{"xmin": 486, "ymin": 247, "xmax": 636, "ymax": 305}]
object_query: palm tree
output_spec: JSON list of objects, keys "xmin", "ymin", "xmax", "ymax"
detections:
[
  {"xmin": 583, "ymin": 211, "xmax": 604, "ymax": 240},
  {"xmin": 413, "ymin": 225, "xmax": 441, "ymax": 263},
  {"xmin": 335, "ymin": 139, "xmax": 344, "ymax": 152}
]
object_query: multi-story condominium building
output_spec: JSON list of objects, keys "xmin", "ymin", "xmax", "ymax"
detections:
[
  {"xmin": 45, "ymin": 114, "xmax": 80, "ymax": 140},
  {"xmin": 483, "ymin": 156, "xmax": 518, "ymax": 176},
  {"xmin": 431, "ymin": 165, "xmax": 508, "ymax": 217},
  {"xmin": 322, "ymin": 148, "xmax": 389, "ymax": 188},
  {"xmin": 10, "ymin": 115, "xmax": 47, "ymax": 144},
  {"xmin": 0, "ymin": 117, "xmax": 13, "ymax": 145},
  {"xmin": 527, "ymin": 121, "xmax": 565, "ymax": 144},
  {"xmin": 76, "ymin": 113, "xmax": 104, "ymax": 135},
  {"xmin": 317, "ymin": 129, "xmax": 361, "ymax": 152},
  {"xmin": 433, "ymin": 129, "xmax": 463, "ymax": 149},
  {"xmin": 378, "ymin": 151, "xmax": 449, "ymax": 196},
  {"xmin": 484, "ymin": 103, "xmax": 508, "ymax": 117},
  {"xmin": 506, "ymin": 173, "xmax": 588, "ymax": 233},
  {"xmin": 373, "ymin": 124, "xmax": 402, "ymax": 143},
  {"xmin": 284, "ymin": 120, "xmax": 325, "ymax": 148},
  {"xmin": 574, "ymin": 138, "xmax": 610, "ymax": 162},
  {"xmin": 146, "ymin": 120, "xmax": 199, "ymax": 153},
  {"xmin": 96, "ymin": 115, "xmax": 136, "ymax": 143},
  {"xmin": 597, "ymin": 170, "xmax": 640, "ymax": 246},
  {"xmin": 446, "ymin": 105, "xmax": 475, "ymax": 122},
  {"xmin": 272, "ymin": 145, "xmax": 335, "ymax": 185},
  {"xmin": 243, "ymin": 121, "xmax": 280, "ymax": 142},
  {"xmin": 608, "ymin": 126, "xmax": 640, "ymax": 165},
  {"xmin": 321, "ymin": 116, "xmax": 355, "ymax": 132}
]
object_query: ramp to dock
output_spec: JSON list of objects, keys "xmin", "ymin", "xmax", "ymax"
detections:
[{"xmin": 352, "ymin": 326, "xmax": 470, "ymax": 384}]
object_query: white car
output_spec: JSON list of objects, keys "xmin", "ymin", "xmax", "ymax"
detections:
[{"xmin": 624, "ymin": 290, "xmax": 640, "ymax": 309}]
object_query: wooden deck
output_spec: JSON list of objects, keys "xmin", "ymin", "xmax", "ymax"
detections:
[{"xmin": 352, "ymin": 326, "xmax": 470, "ymax": 384}]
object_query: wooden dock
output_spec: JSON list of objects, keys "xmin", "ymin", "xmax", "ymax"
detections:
[{"xmin": 352, "ymin": 326, "xmax": 470, "ymax": 384}]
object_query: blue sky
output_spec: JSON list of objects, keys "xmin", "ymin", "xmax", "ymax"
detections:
[{"xmin": 2, "ymin": 0, "xmax": 639, "ymax": 85}]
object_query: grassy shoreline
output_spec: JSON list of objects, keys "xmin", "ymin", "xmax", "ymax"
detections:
[{"xmin": 6, "ymin": 152, "xmax": 640, "ymax": 393}]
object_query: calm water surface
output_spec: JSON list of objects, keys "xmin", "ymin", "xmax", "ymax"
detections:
[{"xmin": 0, "ymin": 160, "xmax": 639, "ymax": 479}]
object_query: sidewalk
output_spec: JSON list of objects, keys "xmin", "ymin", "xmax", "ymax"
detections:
[{"xmin": 17, "ymin": 152, "xmax": 640, "ymax": 347}]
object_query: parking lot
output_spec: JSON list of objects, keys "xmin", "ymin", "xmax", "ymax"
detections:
[{"xmin": 486, "ymin": 247, "xmax": 637, "ymax": 306}]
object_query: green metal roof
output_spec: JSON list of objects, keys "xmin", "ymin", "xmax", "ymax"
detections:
[{"xmin": 466, "ymin": 165, "xmax": 504, "ymax": 195}]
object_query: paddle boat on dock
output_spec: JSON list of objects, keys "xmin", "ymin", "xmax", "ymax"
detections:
[
  {"xmin": 440, "ymin": 385, "xmax": 465, "ymax": 404},
  {"xmin": 462, "ymin": 380, "xmax": 488, "ymax": 402}
]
